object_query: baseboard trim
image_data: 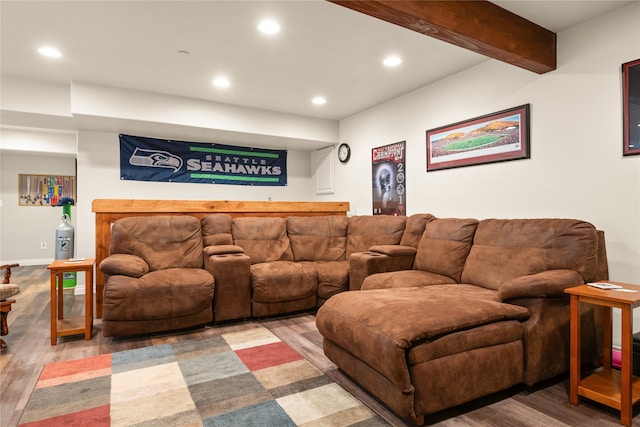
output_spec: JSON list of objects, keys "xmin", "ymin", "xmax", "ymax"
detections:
[{"xmin": 1, "ymin": 258, "xmax": 53, "ymax": 266}]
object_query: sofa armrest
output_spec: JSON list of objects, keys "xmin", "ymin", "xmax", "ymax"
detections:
[
  {"xmin": 203, "ymin": 244, "xmax": 244, "ymax": 256},
  {"xmin": 369, "ymin": 245, "xmax": 417, "ymax": 257},
  {"xmin": 99, "ymin": 254, "xmax": 149, "ymax": 278},
  {"xmin": 349, "ymin": 246, "xmax": 417, "ymax": 291},
  {"xmin": 204, "ymin": 252, "xmax": 251, "ymax": 322},
  {"xmin": 498, "ymin": 269, "xmax": 584, "ymax": 301}
]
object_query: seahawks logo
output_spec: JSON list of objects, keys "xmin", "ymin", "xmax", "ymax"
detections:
[{"xmin": 129, "ymin": 148, "xmax": 183, "ymax": 172}]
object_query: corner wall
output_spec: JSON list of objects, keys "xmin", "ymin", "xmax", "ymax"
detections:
[
  {"xmin": 335, "ymin": 2, "xmax": 640, "ymax": 284},
  {"xmin": 333, "ymin": 3, "xmax": 640, "ymax": 346},
  {"xmin": 0, "ymin": 151, "xmax": 77, "ymax": 264}
]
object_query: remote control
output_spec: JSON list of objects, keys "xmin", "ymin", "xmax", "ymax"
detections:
[{"xmin": 587, "ymin": 282, "xmax": 623, "ymax": 290}]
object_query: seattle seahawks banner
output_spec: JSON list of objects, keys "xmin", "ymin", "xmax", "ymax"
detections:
[{"xmin": 120, "ymin": 134, "xmax": 287, "ymax": 186}]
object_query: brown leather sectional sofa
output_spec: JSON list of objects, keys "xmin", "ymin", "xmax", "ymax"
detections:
[
  {"xmin": 99, "ymin": 212, "xmax": 607, "ymax": 426},
  {"xmin": 316, "ymin": 217, "xmax": 608, "ymax": 425},
  {"xmin": 99, "ymin": 212, "xmax": 432, "ymax": 336}
]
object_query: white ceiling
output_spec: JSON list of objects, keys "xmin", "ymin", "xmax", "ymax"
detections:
[{"xmin": 0, "ymin": 0, "xmax": 634, "ymax": 123}]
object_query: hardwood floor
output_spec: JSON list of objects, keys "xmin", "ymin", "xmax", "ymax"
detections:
[{"xmin": 1, "ymin": 265, "xmax": 637, "ymax": 426}]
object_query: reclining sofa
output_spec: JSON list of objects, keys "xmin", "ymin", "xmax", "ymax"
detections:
[
  {"xmin": 99, "ymin": 212, "xmax": 606, "ymax": 426},
  {"xmin": 99, "ymin": 213, "xmax": 432, "ymax": 335},
  {"xmin": 316, "ymin": 217, "xmax": 607, "ymax": 425}
]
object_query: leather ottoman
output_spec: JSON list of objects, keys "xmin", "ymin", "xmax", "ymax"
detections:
[{"xmin": 316, "ymin": 286, "xmax": 530, "ymax": 424}]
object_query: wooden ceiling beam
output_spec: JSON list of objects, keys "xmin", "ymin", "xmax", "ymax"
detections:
[{"xmin": 328, "ymin": 0, "xmax": 556, "ymax": 74}]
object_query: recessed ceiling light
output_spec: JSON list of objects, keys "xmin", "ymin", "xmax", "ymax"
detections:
[
  {"xmin": 37, "ymin": 46, "xmax": 62, "ymax": 58},
  {"xmin": 258, "ymin": 19, "xmax": 280, "ymax": 35},
  {"xmin": 383, "ymin": 55, "xmax": 402, "ymax": 67},
  {"xmin": 212, "ymin": 76, "xmax": 230, "ymax": 88},
  {"xmin": 312, "ymin": 96, "xmax": 327, "ymax": 105}
]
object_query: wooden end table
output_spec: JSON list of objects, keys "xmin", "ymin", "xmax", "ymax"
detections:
[
  {"xmin": 47, "ymin": 258, "xmax": 95, "ymax": 346},
  {"xmin": 565, "ymin": 282, "xmax": 640, "ymax": 426}
]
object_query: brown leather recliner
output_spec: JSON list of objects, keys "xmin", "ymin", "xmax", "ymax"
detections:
[{"xmin": 100, "ymin": 216, "xmax": 214, "ymax": 337}]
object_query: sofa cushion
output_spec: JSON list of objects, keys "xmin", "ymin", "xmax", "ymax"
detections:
[
  {"xmin": 362, "ymin": 270, "xmax": 456, "ymax": 290},
  {"xmin": 251, "ymin": 261, "xmax": 317, "ymax": 303},
  {"xmin": 109, "ymin": 215, "xmax": 204, "ymax": 271},
  {"xmin": 347, "ymin": 215, "xmax": 406, "ymax": 256},
  {"xmin": 287, "ymin": 216, "xmax": 348, "ymax": 261},
  {"xmin": 201, "ymin": 214, "xmax": 234, "ymax": 246},
  {"xmin": 232, "ymin": 217, "xmax": 293, "ymax": 264},
  {"xmin": 414, "ymin": 218, "xmax": 479, "ymax": 282},
  {"xmin": 461, "ymin": 218, "xmax": 599, "ymax": 290},
  {"xmin": 300, "ymin": 260, "xmax": 349, "ymax": 300},
  {"xmin": 102, "ymin": 268, "xmax": 214, "ymax": 321},
  {"xmin": 399, "ymin": 214, "xmax": 436, "ymax": 248}
]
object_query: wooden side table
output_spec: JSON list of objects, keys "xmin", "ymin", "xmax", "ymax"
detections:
[
  {"xmin": 566, "ymin": 282, "xmax": 640, "ymax": 426},
  {"xmin": 47, "ymin": 258, "xmax": 95, "ymax": 346}
]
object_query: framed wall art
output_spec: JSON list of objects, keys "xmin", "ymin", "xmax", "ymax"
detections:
[
  {"xmin": 623, "ymin": 59, "xmax": 640, "ymax": 156},
  {"xmin": 426, "ymin": 104, "xmax": 530, "ymax": 171},
  {"xmin": 372, "ymin": 141, "xmax": 406, "ymax": 216},
  {"xmin": 18, "ymin": 174, "xmax": 75, "ymax": 206}
]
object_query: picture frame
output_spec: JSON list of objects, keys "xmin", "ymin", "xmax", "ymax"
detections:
[
  {"xmin": 372, "ymin": 141, "xmax": 406, "ymax": 216},
  {"xmin": 426, "ymin": 104, "xmax": 530, "ymax": 171},
  {"xmin": 18, "ymin": 174, "xmax": 75, "ymax": 206},
  {"xmin": 622, "ymin": 59, "xmax": 640, "ymax": 156}
]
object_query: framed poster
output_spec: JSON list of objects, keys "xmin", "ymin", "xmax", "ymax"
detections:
[
  {"xmin": 623, "ymin": 59, "xmax": 640, "ymax": 156},
  {"xmin": 426, "ymin": 104, "xmax": 530, "ymax": 171},
  {"xmin": 18, "ymin": 174, "xmax": 75, "ymax": 206},
  {"xmin": 372, "ymin": 141, "xmax": 406, "ymax": 216}
]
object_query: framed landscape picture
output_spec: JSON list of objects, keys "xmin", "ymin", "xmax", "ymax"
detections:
[
  {"xmin": 426, "ymin": 104, "xmax": 530, "ymax": 171},
  {"xmin": 623, "ymin": 59, "xmax": 640, "ymax": 156}
]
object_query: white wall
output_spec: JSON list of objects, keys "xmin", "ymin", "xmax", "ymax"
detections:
[
  {"xmin": 335, "ymin": 3, "xmax": 640, "ymax": 285},
  {"xmin": 73, "ymin": 130, "xmax": 315, "ymax": 259},
  {"xmin": 71, "ymin": 82, "xmax": 339, "ymax": 146},
  {"xmin": 333, "ymin": 3, "xmax": 640, "ymax": 346},
  {"xmin": 0, "ymin": 128, "xmax": 316, "ymax": 265},
  {"xmin": 1, "ymin": 74, "xmax": 340, "ymax": 266},
  {"xmin": 0, "ymin": 127, "xmax": 77, "ymax": 155},
  {"xmin": 0, "ymin": 151, "xmax": 77, "ymax": 264}
]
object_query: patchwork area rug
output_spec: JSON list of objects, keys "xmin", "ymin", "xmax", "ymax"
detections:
[{"xmin": 19, "ymin": 326, "xmax": 388, "ymax": 426}]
